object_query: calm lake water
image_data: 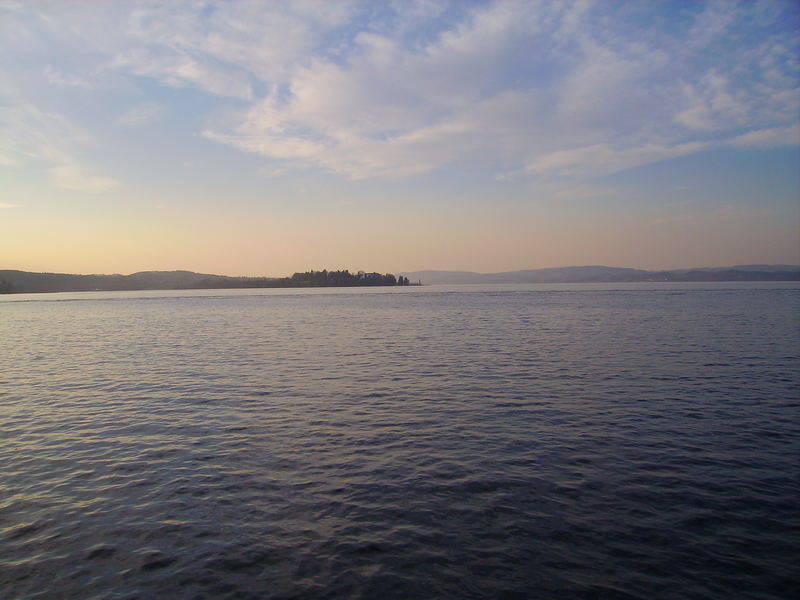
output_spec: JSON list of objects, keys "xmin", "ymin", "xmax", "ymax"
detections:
[{"xmin": 2, "ymin": 283, "xmax": 798, "ymax": 599}]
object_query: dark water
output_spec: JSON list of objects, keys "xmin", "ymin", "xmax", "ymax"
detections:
[{"xmin": 2, "ymin": 283, "xmax": 799, "ymax": 600}]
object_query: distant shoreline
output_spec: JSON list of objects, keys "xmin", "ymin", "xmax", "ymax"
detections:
[
  {"xmin": 400, "ymin": 265, "xmax": 800, "ymax": 285},
  {"xmin": 0, "ymin": 269, "xmax": 416, "ymax": 295},
  {"xmin": 0, "ymin": 284, "xmax": 430, "ymax": 296},
  {"xmin": 6, "ymin": 281, "xmax": 800, "ymax": 298},
  {"xmin": 2, "ymin": 265, "xmax": 798, "ymax": 294}
]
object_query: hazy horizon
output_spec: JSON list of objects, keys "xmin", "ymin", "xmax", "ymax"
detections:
[
  {"xmin": 2, "ymin": 1, "xmax": 799, "ymax": 274},
  {"xmin": 3, "ymin": 262, "xmax": 799, "ymax": 280}
]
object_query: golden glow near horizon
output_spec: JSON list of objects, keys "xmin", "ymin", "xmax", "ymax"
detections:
[
  {"xmin": 1, "ymin": 1, "xmax": 798, "ymax": 275},
  {"xmin": 2, "ymin": 197, "xmax": 796, "ymax": 276}
]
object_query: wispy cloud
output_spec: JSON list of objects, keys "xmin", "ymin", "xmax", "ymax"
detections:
[
  {"xmin": 43, "ymin": 65, "xmax": 95, "ymax": 89},
  {"xmin": 527, "ymin": 142, "xmax": 710, "ymax": 178},
  {"xmin": 0, "ymin": 100, "xmax": 120, "ymax": 192},
  {"xmin": 728, "ymin": 123, "xmax": 800, "ymax": 148},
  {"xmin": 50, "ymin": 164, "xmax": 119, "ymax": 192},
  {"xmin": 111, "ymin": 48, "xmax": 255, "ymax": 101},
  {"xmin": 116, "ymin": 101, "xmax": 165, "ymax": 127}
]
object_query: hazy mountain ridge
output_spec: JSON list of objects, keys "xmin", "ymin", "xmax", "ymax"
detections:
[
  {"xmin": 0, "ymin": 269, "xmax": 262, "ymax": 294},
  {"xmin": 400, "ymin": 265, "xmax": 800, "ymax": 284},
  {"xmin": 667, "ymin": 265, "xmax": 800, "ymax": 273},
  {"xmin": 2, "ymin": 265, "xmax": 798, "ymax": 293},
  {"xmin": 0, "ymin": 269, "xmax": 404, "ymax": 293}
]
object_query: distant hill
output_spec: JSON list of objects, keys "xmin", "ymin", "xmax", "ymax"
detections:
[
  {"xmin": 0, "ymin": 269, "xmax": 235, "ymax": 294},
  {"xmin": 128, "ymin": 270, "xmax": 226, "ymax": 287},
  {"xmin": 400, "ymin": 265, "xmax": 800, "ymax": 284},
  {"xmin": 668, "ymin": 265, "xmax": 800, "ymax": 274},
  {"xmin": 0, "ymin": 269, "xmax": 408, "ymax": 294}
]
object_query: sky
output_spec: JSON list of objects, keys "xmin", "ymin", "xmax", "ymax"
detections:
[{"xmin": 1, "ymin": 0, "xmax": 798, "ymax": 276}]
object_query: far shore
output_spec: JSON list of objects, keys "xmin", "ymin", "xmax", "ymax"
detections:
[{"xmin": 2, "ymin": 265, "xmax": 798, "ymax": 294}]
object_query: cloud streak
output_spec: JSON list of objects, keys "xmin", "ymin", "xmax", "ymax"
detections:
[
  {"xmin": 527, "ymin": 142, "xmax": 711, "ymax": 178},
  {"xmin": 116, "ymin": 102, "xmax": 165, "ymax": 127},
  {"xmin": 0, "ymin": 100, "xmax": 120, "ymax": 192}
]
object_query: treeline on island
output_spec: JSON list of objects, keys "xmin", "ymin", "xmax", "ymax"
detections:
[
  {"xmin": 0, "ymin": 269, "xmax": 412, "ymax": 294},
  {"xmin": 194, "ymin": 270, "xmax": 412, "ymax": 289}
]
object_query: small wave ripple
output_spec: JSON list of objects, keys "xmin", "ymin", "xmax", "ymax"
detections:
[{"xmin": 1, "ymin": 285, "xmax": 798, "ymax": 599}]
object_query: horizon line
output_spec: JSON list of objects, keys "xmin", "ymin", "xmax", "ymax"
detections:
[{"xmin": 3, "ymin": 263, "xmax": 799, "ymax": 279}]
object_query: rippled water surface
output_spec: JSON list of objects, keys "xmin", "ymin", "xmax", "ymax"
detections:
[{"xmin": 2, "ymin": 283, "xmax": 799, "ymax": 599}]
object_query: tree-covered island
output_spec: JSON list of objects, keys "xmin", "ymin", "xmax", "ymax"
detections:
[{"xmin": 195, "ymin": 269, "xmax": 412, "ymax": 289}]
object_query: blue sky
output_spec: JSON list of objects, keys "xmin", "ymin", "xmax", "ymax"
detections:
[{"xmin": 1, "ymin": 0, "xmax": 798, "ymax": 275}]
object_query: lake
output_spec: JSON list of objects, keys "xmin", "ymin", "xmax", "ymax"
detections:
[{"xmin": 1, "ymin": 282, "xmax": 798, "ymax": 599}]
